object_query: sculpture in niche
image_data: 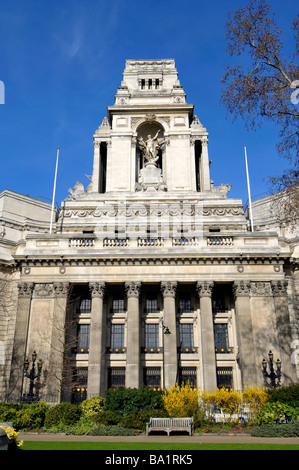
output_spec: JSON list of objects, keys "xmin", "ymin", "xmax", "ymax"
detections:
[{"xmin": 137, "ymin": 130, "xmax": 165, "ymax": 165}]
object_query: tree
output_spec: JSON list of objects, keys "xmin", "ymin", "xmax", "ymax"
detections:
[{"xmin": 221, "ymin": 0, "xmax": 299, "ymax": 226}]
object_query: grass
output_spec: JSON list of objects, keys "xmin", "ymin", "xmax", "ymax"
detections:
[{"xmin": 21, "ymin": 441, "xmax": 299, "ymax": 451}]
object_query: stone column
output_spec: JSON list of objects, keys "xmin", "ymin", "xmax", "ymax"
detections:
[
  {"xmin": 125, "ymin": 281, "xmax": 141, "ymax": 389},
  {"xmin": 200, "ymin": 137, "xmax": 211, "ymax": 191},
  {"xmin": 9, "ymin": 282, "xmax": 34, "ymax": 401},
  {"xmin": 161, "ymin": 281, "xmax": 177, "ymax": 388},
  {"xmin": 91, "ymin": 141, "xmax": 101, "ymax": 192},
  {"xmin": 87, "ymin": 282, "xmax": 106, "ymax": 397},
  {"xmin": 233, "ymin": 281, "xmax": 257, "ymax": 385},
  {"xmin": 47, "ymin": 282, "xmax": 69, "ymax": 402},
  {"xmin": 271, "ymin": 280, "xmax": 297, "ymax": 384},
  {"xmin": 196, "ymin": 281, "xmax": 217, "ymax": 391}
]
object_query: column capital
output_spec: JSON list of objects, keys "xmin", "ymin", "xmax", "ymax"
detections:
[
  {"xmin": 17, "ymin": 282, "xmax": 34, "ymax": 297},
  {"xmin": 89, "ymin": 282, "xmax": 106, "ymax": 298},
  {"xmin": 196, "ymin": 281, "xmax": 213, "ymax": 298},
  {"xmin": 53, "ymin": 282, "xmax": 69, "ymax": 298},
  {"xmin": 271, "ymin": 280, "xmax": 288, "ymax": 296},
  {"xmin": 161, "ymin": 281, "xmax": 177, "ymax": 298},
  {"xmin": 125, "ymin": 281, "xmax": 141, "ymax": 298},
  {"xmin": 233, "ymin": 281, "xmax": 251, "ymax": 297}
]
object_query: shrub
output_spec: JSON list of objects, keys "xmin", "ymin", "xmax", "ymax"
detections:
[
  {"xmin": 256, "ymin": 401, "xmax": 299, "ymax": 425},
  {"xmin": 0, "ymin": 425, "xmax": 23, "ymax": 450},
  {"xmin": 44, "ymin": 402, "xmax": 82, "ymax": 429},
  {"xmin": 0, "ymin": 402, "xmax": 49, "ymax": 430},
  {"xmin": 163, "ymin": 383, "xmax": 199, "ymax": 417},
  {"xmin": 119, "ymin": 409, "xmax": 168, "ymax": 431},
  {"xmin": 104, "ymin": 386, "xmax": 164, "ymax": 415},
  {"xmin": 241, "ymin": 385, "xmax": 269, "ymax": 422},
  {"xmin": 80, "ymin": 396, "xmax": 105, "ymax": 417},
  {"xmin": 267, "ymin": 383, "xmax": 299, "ymax": 408},
  {"xmin": 91, "ymin": 410, "xmax": 122, "ymax": 426},
  {"xmin": 251, "ymin": 422, "xmax": 299, "ymax": 437}
]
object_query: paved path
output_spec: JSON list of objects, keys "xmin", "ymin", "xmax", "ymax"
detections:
[{"xmin": 18, "ymin": 432, "xmax": 299, "ymax": 445}]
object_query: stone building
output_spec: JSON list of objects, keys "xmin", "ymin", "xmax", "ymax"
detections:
[{"xmin": 0, "ymin": 59, "xmax": 298, "ymax": 404}]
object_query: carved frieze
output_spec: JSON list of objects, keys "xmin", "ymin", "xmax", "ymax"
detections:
[
  {"xmin": 250, "ymin": 281, "xmax": 272, "ymax": 296},
  {"xmin": 33, "ymin": 283, "xmax": 54, "ymax": 298}
]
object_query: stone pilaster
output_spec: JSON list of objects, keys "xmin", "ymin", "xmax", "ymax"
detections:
[
  {"xmin": 271, "ymin": 280, "xmax": 297, "ymax": 383},
  {"xmin": 196, "ymin": 281, "xmax": 217, "ymax": 391},
  {"xmin": 125, "ymin": 281, "xmax": 141, "ymax": 388},
  {"xmin": 161, "ymin": 281, "xmax": 177, "ymax": 388},
  {"xmin": 87, "ymin": 282, "xmax": 106, "ymax": 397},
  {"xmin": 47, "ymin": 282, "xmax": 69, "ymax": 402},
  {"xmin": 233, "ymin": 281, "xmax": 257, "ymax": 385},
  {"xmin": 9, "ymin": 282, "xmax": 34, "ymax": 401}
]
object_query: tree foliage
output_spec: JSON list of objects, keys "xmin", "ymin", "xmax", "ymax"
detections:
[{"xmin": 221, "ymin": 0, "xmax": 299, "ymax": 224}]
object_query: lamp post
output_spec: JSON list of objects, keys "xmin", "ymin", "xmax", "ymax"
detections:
[
  {"xmin": 21, "ymin": 351, "xmax": 43, "ymax": 403},
  {"xmin": 162, "ymin": 322, "xmax": 171, "ymax": 390},
  {"xmin": 262, "ymin": 350, "xmax": 281, "ymax": 388}
]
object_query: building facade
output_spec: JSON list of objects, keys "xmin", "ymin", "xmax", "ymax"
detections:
[{"xmin": 0, "ymin": 59, "xmax": 298, "ymax": 404}]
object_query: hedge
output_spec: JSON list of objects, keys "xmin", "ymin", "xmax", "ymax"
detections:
[{"xmin": 251, "ymin": 422, "xmax": 299, "ymax": 437}]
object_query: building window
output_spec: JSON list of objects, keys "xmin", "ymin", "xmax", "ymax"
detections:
[
  {"xmin": 111, "ymin": 324, "xmax": 125, "ymax": 352},
  {"xmin": 76, "ymin": 324, "xmax": 90, "ymax": 353},
  {"xmin": 179, "ymin": 323, "xmax": 194, "ymax": 351},
  {"xmin": 217, "ymin": 367, "xmax": 233, "ymax": 390},
  {"xmin": 214, "ymin": 323, "xmax": 229, "ymax": 353},
  {"xmin": 144, "ymin": 367, "xmax": 161, "ymax": 389},
  {"xmin": 179, "ymin": 367, "xmax": 197, "ymax": 388},
  {"xmin": 72, "ymin": 367, "xmax": 88, "ymax": 404},
  {"xmin": 78, "ymin": 298, "xmax": 91, "ymax": 314},
  {"xmin": 108, "ymin": 367, "xmax": 126, "ymax": 388},
  {"xmin": 179, "ymin": 298, "xmax": 192, "ymax": 313},
  {"xmin": 112, "ymin": 298, "xmax": 125, "ymax": 313},
  {"xmin": 144, "ymin": 323, "xmax": 159, "ymax": 352},
  {"xmin": 145, "ymin": 298, "xmax": 158, "ymax": 313}
]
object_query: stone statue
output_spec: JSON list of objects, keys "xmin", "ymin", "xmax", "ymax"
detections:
[{"xmin": 138, "ymin": 130, "xmax": 165, "ymax": 165}]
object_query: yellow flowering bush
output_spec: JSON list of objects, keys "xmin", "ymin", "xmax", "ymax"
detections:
[
  {"xmin": 242, "ymin": 384, "xmax": 269, "ymax": 421},
  {"xmin": 0, "ymin": 425, "xmax": 23, "ymax": 450},
  {"xmin": 162, "ymin": 382, "xmax": 199, "ymax": 417}
]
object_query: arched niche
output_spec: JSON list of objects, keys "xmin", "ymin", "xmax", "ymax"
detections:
[{"xmin": 136, "ymin": 121, "xmax": 165, "ymax": 182}]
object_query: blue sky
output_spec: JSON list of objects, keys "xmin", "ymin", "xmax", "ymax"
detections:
[{"xmin": 0, "ymin": 0, "xmax": 297, "ymax": 208}]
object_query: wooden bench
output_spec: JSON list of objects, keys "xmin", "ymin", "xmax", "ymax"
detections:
[{"xmin": 146, "ymin": 417, "xmax": 194, "ymax": 436}]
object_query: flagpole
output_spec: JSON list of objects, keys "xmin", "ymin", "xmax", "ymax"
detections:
[
  {"xmin": 244, "ymin": 144, "xmax": 254, "ymax": 232},
  {"xmin": 50, "ymin": 146, "xmax": 59, "ymax": 235}
]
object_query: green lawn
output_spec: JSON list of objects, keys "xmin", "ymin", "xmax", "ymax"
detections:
[{"xmin": 21, "ymin": 441, "xmax": 299, "ymax": 451}]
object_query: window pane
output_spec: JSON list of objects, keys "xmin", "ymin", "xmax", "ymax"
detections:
[
  {"xmin": 78, "ymin": 324, "xmax": 90, "ymax": 352},
  {"xmin": 179, "ymin": 298, "xmax": 191, "ymax": 313},
  {"xmin": 217, "ymin": 367, "xmax": 233, "ymax": 390},
  {"xmin": 111, "ymin": 324, "xmax": 124, "ymax": 349},
  {"xmin": 79, "ymin": 298, "xmax": 91, "ymax": 313},
  {"xmin": 112, "ymin": 299, "xmax": 125, "ymax": 313},
  {"xmin": 108, "ymin": 368, "xmax": 125, "ymax": 388},
  {"xmin": 146, "ymin": 298, "xmax": 158, "ymax": 313},
  {"xmin": 144, "ymin": 367, "xmax": 161, "ymax": 388},
  {"xmin": 214, "ymin": 324, "xmax": 228, "ymax": 352},
  {"xmin": 179, "ymin": 324, "xmax": 193, "ymax": 349},
  {"xmin": 145, "ymin": 324, "xmax": 159, "ymax": 349}
]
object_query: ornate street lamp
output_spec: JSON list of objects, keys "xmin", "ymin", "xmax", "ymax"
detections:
[
  {"xmin": 21, "ymin": 351, "xmax": 43, "ymax": 403},
  {"xmin": 262, "ymin": 350, "xmax": 281, "ymax": 388}
]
